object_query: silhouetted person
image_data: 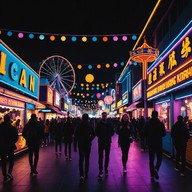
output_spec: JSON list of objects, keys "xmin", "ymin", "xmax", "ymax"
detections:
[
  {"xmin": 0, "ymin": 114, "xmax": 18, "ymax": 182},
  {"xmin": 171, "ymin": 115, "xmax": 190, "ymax": 176},
  {"xmin": 54, "ymin": 117, "xmax": 63, "ymax": 156},
  {"xmin": 144, "ymin": 110, "xmax": 166, "ymax": 180},
  {"xmin": 137, "ymin": 115, "xmax": 146, "ymax": 151},
  {"xmin": 43, "ymin": 119, "xmax": 50, "ymax": 147},
  {"xmin": 74, "ymin": 113, "xmax": 95, "ymax": 183},
  {"xmin": 95, "ymin": 112, "xmax": 114, "ymax": 178},
  {"xmin": 63, "ymin": 116, "xmax": 74, "ymax": 160},
  {"xmin": 22, "ymin": 114, "xmax": 44, "ymax": 175},
  {"xmin": 116, "ymin": 113, "xmax": 133, "ymax": 173}
]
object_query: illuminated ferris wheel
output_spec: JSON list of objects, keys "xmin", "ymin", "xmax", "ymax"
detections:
[{"xmin": 39, "ymin": 55, "xmax": 76, "ymax": 96}]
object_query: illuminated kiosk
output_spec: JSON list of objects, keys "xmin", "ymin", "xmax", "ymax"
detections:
[{"xmin": 130, "ymin": 38, "xmax": 159, "ymax": 118}]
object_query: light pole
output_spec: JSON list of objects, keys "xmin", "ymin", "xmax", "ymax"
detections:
[{"xmin": 130, "ymin": 37, "xmax": 159, "ymax": 119}]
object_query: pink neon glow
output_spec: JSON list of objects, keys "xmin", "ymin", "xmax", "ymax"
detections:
[
  {"xmin": 96, "ymin": 93, "xmax": 101, "ymax": 99},
  {"xmin": 18, "ymin": 33, "xmax": 24, "ymax": 38},
  {"xmin": 122, "ymin": 36, "xmax": 127, "ymax": 41},
  {"xmin": 104, "ymin": 95, "xmax": 113, "ymax": 105},
  {"xmin": 113, "ymin": 63, "xmax": 118, "ymax": 67},
  {"xmin": 113, "ymin": 36, "xmax": 118, "ymax": 41}
]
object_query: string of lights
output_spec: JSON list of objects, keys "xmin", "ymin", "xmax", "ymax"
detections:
[{"xmin": 0, "ymin": 29, "xmax": 138, "ymax": 43}]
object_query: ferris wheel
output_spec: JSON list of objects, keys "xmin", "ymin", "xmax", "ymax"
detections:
[{"xmin": 39, "ymin": 55, "xmax": 76, "ymax": 96}]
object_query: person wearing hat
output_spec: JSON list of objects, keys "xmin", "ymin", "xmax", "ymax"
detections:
[
  {"xmin": 22, "ymin": 114, "xmax": 44, "ymax": 175},
  {"xmin": 0, "ymin": 114, "xmax": 19, "ymax": 182}
]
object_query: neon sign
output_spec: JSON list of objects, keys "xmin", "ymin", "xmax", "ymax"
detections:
[{"xmin": 0, "ymin": 40, "xmax": 39, "ymax": 99}]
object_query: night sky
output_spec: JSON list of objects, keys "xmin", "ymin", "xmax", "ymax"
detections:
[{"xmin": 0, "ymin": 0, "xmax": 159, "ymax": 107}]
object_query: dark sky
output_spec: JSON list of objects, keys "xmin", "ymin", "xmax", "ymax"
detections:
[{"xmin": 0, "ymin": 0, "xmax": 159, "ymax": 107}]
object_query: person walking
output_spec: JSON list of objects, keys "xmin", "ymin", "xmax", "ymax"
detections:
[
  {"xmin": 43, "ymin": 119, "xmax": 50, "ymax": 147},
  {"xmin": 95, "ymin": 112, "xmax": 114, "ymax": 178},
  {"xmin": 74, "ymin": 113, "xmax": 95, "ymax": 183},
  {"xmin": 54, "ymin": 117, "xmax": 63, "ymax": 156},
  {"xmin": 22, "ymin": 114, "xmax": 44, "ymax": 175},
  {"xmin": 171, "ymin": 115, "xmax": 190, "ymax": 176},
  {"xmin": 0, "ymin": 114, "xmax": 19, "ymax": 182},
  {"xmin": 137, "ymin": 115, "xmax": 146, "ymax": 151},
  {"xmin": 144, "ymin": 110, "xmax": 166, "ymax": 180},
  {"xmin": 63, "ymin": 116, "xmax": 74, "ymax": 160},
  {"xmin": 116, "ymin": 113, "xmax": 134, "ymax": 173}
]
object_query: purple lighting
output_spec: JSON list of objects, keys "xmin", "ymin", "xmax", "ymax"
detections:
[{"xmin": 122, "ymin": 36, "xmax": 127, "ymax": 41}]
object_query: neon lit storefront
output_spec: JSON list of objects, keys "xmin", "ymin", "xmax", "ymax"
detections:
[
  {"xmin": 146, "ymin": 22, "xmax": 192, "ymax": 165},
  {"xmin": 0, "ymin": 39, "xmax": 45, "ymax": 153}
]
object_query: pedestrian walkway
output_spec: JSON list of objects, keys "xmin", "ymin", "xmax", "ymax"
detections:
[{"xmin": 1, "ymin": 134, "xmax": 192, "ymax": 192}]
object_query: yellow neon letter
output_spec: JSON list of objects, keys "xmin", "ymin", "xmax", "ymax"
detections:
[
  {"xmin": 19, "ymin": 69, "xmax": 27, "ymax": 88},
  {"xmin": 29, "ymin": 75, "xmax": 35, "ymax": 92},
  {"xmin": 0, "ymin": 52, "xmax": 6, "ymax": 75}
]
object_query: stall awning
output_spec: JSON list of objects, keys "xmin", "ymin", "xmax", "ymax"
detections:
[
  {"xmin": 126, "ymin": 101, "xmax": 140, "ymax": 112},
  {"xmin": 39, "ymin": 105, "xmax": 62, "ymax": 114},
  {"xmin": 61, "ymin": 110, "xmax": 68, "ymax": 116},
  {"xmin": 49, "ymin": 106, "xmax": 62, "ymax": 114}
]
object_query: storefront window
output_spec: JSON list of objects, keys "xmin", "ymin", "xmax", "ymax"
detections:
[
  {"xmin": 156, "ymin": 102, "xmax": 170, "ymax": 130},
  {"xmin": 0, "ymin": 106, "xmax": 24, "ymax": 132},
  {"xmin": 174, "ymin": 97, "xmax": 192, "ymax": 131}
]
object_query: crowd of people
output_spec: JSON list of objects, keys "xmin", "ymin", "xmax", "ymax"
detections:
[{"xmin": 0, "ymin": 110, "xmax": 190, "ymax": 184}]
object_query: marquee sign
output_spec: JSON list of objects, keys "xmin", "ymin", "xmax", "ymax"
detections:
[
  {"xmin": 147, "ymin": 23, "xmax": 192, "ymax": 99},
  {"xmin": 0, "ymin": 40, "xmax": 39, "ymax": 99},
  {"xmin": 0, "ymin": 95, "xmax": 25, "ymax": 108},
  {"xmin": 132, "ymin": 80, "xmax": 142, "ymax": 102}
]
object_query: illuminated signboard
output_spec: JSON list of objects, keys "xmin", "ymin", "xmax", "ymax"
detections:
[
  {"xmin": 122, "ymin": 91, "xmax": 128, "ymax": 104},
  {"xmin": 47, "ymin": 86, "xmax": 53, "ymax": 105},
  {"xmin": 0, "ymin": 40, "xmax": 39, "ymax": 99},
  {"xmin": 110, "ymin": 89, "xmax": 116, "ymax": 102},
  {"xmin": 0, "ymin": 95, "xmax": 25, "ymax": 108},
  {"xmin": 39, "ymin": 85, "xmax": 53, "ymax": 105},
  {"xmin": 147, "ymin": 23, "xmax": 192, "ymax": 99},
  {"xmin": 132, "ymin": 80, "xmax": 142, "ymax": 102},
  {"xmin": 54, "ymin": 90, "xmax": 61, "ymax": 108},
  {"xmin": 115, "ymin": 83, "xmax": 122, "ymax": 102},
  {"xmin": 117, "ymin": 100, "xmax": 122, "ymax": 108},
  {"xmin": 64, "ymin": 102, "xmax": 69, "ymax": 110}
]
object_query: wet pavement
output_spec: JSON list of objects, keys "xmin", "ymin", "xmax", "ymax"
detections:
[{"xmin": 1, "ymin": 134, "xmax": 192, "ymax": 192}]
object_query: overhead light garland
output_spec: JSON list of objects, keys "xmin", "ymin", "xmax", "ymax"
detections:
[
  {"xmin": 0, "ymin": 29, "xmax": 138, "ymax": 43},
  {"xmin": 76, "ymin": 61, "xmax": 125, "ymax": 69}
]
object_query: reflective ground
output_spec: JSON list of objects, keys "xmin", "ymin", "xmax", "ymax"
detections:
[{"xmin": 1, "ymin": 134, "xmax": 192, "ymax": 192}]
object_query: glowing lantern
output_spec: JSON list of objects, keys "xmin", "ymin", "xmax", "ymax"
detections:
[
  {"xmin": 96, "ymin": 93, "xmax": 101, "ymax": 99},
  {"xmin": 130, "ymin": 37, "xmax": 159, "ymax": 119},
  {"xmin": 85, "ymin": 74, "xmax": 94, "ymax": 83},
  {"xmin": 104, "ymin": 95, "xmax": 113, "ymax": 105},
  {"xmin": 98, "ymin": 100, "xmax": 104, "ymax": 106}
]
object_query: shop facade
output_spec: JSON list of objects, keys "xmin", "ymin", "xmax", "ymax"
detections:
[
  {"xmin": 39, "ymin": 85, "xmax": 67, "ymax": 119},
  {"xmin": 0, "ymin": 39, "xmax": 45, "ymax": 153},
  {"xmin": 146, "ymin": 22, "xmax": 192, "ymax": 166}
]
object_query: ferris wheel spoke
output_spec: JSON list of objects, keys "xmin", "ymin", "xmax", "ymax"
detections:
[
  {"xmin": 61, "ymin": 68, "xmax": 74, "ymax": 77},
  {"xmin": 59, "ymin": 81, "xmax": 68, "ymax": 93},
  {"xmin": 44, "ymin": 61, "xmax": 56, "ymax": 73},
  {"xmin": 61, "ymin": 77, "xmax": 74, "ymax": 84},
  {"xmin": 40, "ymin": 69, "xmax": 54, "ymax": 77},
  {"xmin": 39, "ymin": 55, "xmax": 75, "ymax": 95},
  {"xmin": 60, "ymin": 64, "xmax": 71, "ymax": 74}
]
